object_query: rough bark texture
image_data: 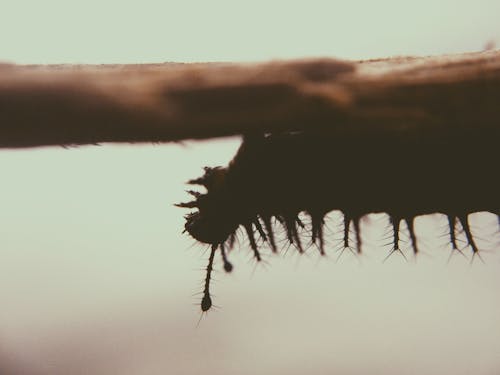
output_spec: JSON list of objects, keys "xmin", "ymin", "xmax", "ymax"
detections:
[{"xmin": 1, "ymin": 50, "xmax": 499, "ymax": 148}]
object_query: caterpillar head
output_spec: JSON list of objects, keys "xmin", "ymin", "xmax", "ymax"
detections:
[{"xmin": 176, "ymin": 166, "xmax": 239, "ymax": 246}]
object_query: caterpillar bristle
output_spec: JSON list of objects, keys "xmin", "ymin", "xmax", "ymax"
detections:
[
  {"xmin": 262, "ymin": 216, "xmax": 277, "ymax": 253},
  {"xmin": 405, "ymin": 217, "xmax": 419, "ymax": 255},
  {"xmin": 228, "ymin": 232, "xmax": 237, "ymax": 249},
  {"xmin": 175, "ymin": 200, "xmax": 198, "ymax": 208},
  {"xmin": 178, "ymin": 131, "xmax": 499, "ymax": 311},
  {"xmin": 381, "ymin": 215, "xmax": 407, "ymax": 262},
  {"xmin": 187, "ymin": 190, "xmax": 202, "ymax": 198},
  {"xmin": 296, "ymin": 216, "xmax": 306, "ymax": 229},
  {"xmin": 353, "ymin": 216, "xmax": 362, "ymax": 254}
]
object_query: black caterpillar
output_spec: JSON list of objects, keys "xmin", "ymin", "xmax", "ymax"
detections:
[{"xmin": 178, "ymin": 130, "xmax": 500, "ymax": 311}]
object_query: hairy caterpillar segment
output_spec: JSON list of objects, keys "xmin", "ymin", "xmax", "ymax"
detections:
[{"xmin": 178, "ymin": 131, "xmax": 499, "ymax": 311}]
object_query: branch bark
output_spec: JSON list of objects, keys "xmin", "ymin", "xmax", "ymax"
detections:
[{"xmin": 1, "ymin": 50, "xmax": 499, "ymax": 148}]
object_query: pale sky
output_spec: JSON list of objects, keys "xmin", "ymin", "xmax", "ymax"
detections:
[
  {"xmin": 0, "ymin": 1, "xmax": 499, "ymax": 374},
  {"xmin": 1, "ymin": 0, "xmax": 500, "ymax": 64}
]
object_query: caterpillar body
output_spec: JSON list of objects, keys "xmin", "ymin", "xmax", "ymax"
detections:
[{"xmin": 177, "ymin": 130, "xmax": 499, "ymax": 311}]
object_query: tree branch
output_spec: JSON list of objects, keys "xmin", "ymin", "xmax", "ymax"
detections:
[{"xmin": 1, "ymin": 50, "xmax": 499, "ymax": 148}]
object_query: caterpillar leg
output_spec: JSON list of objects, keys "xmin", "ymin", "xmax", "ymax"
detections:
[
  {"xmin": 310, "ymin": 213, "xmax": 325, "ymax": 255},
  {"xmin": 353, "ymin": 216, "xmax": 362, "ymax": 254},
  {"xmin": 447, "ymin": 215, "xmax": 459, "ymax": 251},
  {"xmin": 446, "ymin": 215, "xmax": 467, "ymax": 261},
  {"xmin": 201, "ymin": 245, "xmax": 217, "ymax": 312},
  {"xmin": 244, "ymin": 223, "xmax": 261, "ymax": 261},
  {"xmin": 262, "ymin": 216, "xmax": 277, "ymax": 253},
  {"xmin": 337, "ymin": 213, "xmax": 357, "ymax": 260},
  {"xmin": 220, "ymin": 243, "xmax": 233, "ymax": 273}
]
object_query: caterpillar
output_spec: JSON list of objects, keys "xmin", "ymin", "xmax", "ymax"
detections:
[{"xmin": 177, "ymin": 130, "xmax": 500, "ymax": 311}]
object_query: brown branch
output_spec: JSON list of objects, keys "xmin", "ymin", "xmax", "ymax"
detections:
[{"xmin": 1, "ymin": 50, "xmax": 499, "ymax": 148}]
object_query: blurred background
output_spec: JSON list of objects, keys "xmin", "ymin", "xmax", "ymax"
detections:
[{"xmin": 1, "ymin": 1, "xmax": 500, "ymax": 374}]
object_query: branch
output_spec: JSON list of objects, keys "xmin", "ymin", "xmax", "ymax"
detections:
[{"xmin": 1, "ymin": 50, "xmax": 499, "ymax": 148}]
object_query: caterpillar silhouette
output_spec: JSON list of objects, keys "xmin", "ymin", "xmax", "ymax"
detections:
[{"xmin": 177, "ymin": 130, "xmax": 499, "ymax": 311}]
